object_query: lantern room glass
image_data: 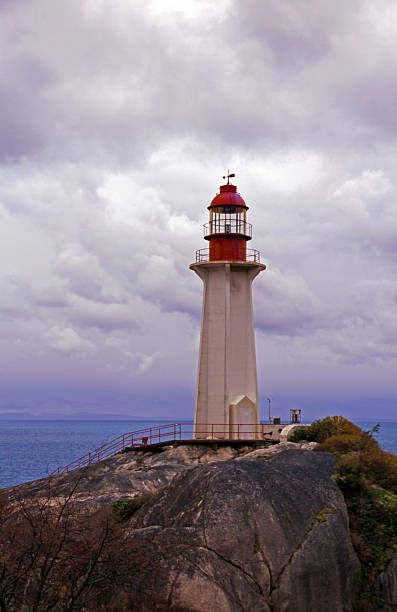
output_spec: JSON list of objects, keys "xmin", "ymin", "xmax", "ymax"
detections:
[{"xmin": 209, "ymin": 206, "xmax": 247, "ymax": 235}]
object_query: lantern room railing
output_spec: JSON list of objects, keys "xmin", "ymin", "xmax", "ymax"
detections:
[
  {"xmin": 195, "ymin": 248, "xmax": 261, "ymax": 263},
  {"xmin": 204, "ymin": 220, "xmax": 252, "ymax": 238}
]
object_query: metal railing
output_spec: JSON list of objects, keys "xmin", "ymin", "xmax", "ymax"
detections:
[
  {"xmin": 204, "ymin": 220, "xmax": 252, "ymax": 238},
  {"xmin": 51, "ymin": 423, "xmax": 183, "ymax": 475},
  {"xmin": 50, "ymin": 422, "xmax": 282, "ymax": 475},
  {"xmin": 193, "ymin": 423, "xmax": 274, "ymax": 439},
  {"xmin": 195, "ymin": 248, "xmax": 261, "ymax": 263}
]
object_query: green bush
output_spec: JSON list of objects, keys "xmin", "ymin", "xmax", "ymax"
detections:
[
  {"xmin": 289, "ymin": 427, "xmax": 310, "ymax": 443},
  {"xmin": 345, "ymin": 484, "xmax": 397, "ymax": 611},
  {"xmin": 291, "ymin": 415, "xmax": 363, "ymax": 443},
  {"xmin": 304, "ymin": 416, "xmax": 397, "ymax": 609},
  {"xmin": 335, "ymin": 457, "xmax": 365, "ymax": 497},
  {"xmin": 329, "ymin": 434, "xmax": 397, "ymax": 496},
  {"xmin": 289, "ymin": 416, "xmax": 397, "ymax": 496},
  {"xmin": 111, "ymin": 499, "xmax": 133, "ymax": 522},
  {"xmin": 360, "ymin": 448, "xmax": 397, "ymax": 495},
  {"xmin": 317, "ymin": 433, "xmax": 364, "ymax": 454},
  {"xmin": 111, "ymin": 492, "xmax": 156, "ymax": 522}
]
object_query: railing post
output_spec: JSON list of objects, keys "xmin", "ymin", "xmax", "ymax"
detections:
[
  {"xmin": 88, "ymin": 453, "xmax": 91, "ymax": 464},
  {"xmin": 237, "ymin": 424, "xmax": 240, "ymax": 440},
  {"xmin": 212, "ymin": 423, "xmax": 214, "ymax": 440},
  {"xmin": 122, "ymin": 434, "xmax": 125, "ymax": 450}
]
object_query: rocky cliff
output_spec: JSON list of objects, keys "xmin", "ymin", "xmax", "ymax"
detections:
[
  {"xmin": 8, "ymin": 441, "xmax": 313, "ymax": 510},
  {"xmin": 125, "ymin": 449, "xmax": 359, "ymax": 611},
  {"xmin": 5, "ymin": 441, "xmax": 396, "ymax": 611}
]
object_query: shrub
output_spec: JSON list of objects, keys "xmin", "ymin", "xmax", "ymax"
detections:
[
  {"xmin": 294, "ymin": 416, "xmax": 362, "ymax": 443},
  {"xmin": 317, "ymin": 433, "xmax": 364, "ymax": 454},
  {"xmin": 111, "ymin": 492, "xmax": 156, "ymax": 522},
  {"xmin": 331, "ymin": 440, "xmax": 397, "ymax": 496},
  {"xmin": 360, "ymin": 448, "xmax": 397, "ymax": 494},
  {"xmin": 289, "ymin": 427, "xmax": 310, "ymax": 443},
  {"xmin": 345, "ymin": 484, "xmax": 397, "ymax": 610},
  {"xmin": 334, "ymin": 454, "xmax": 365, "ymax": 496},
  {"xmin": 308, "ymin": 417, "xmax": 397, "ymax": 609},
  {"xmin": 0, "ymin": 480, "xmax": 127, "ymax": 611},
  {"xmin": 111, "ymin": 499, "xmax": 133, "ymax": 522}
]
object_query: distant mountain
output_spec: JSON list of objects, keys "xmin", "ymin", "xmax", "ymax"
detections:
[
  {"xmin": 0, "ymin": 411, "xmax": 181, "ymax": 421},
  {"xmin": 0, "ymin": 412, "xmax": 36, "ymax": 420}
]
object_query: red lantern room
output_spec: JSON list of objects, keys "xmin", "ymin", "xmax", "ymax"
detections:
[{"xmin": 195, "ymin": 173, "xmax": 260, "ymax": 263}]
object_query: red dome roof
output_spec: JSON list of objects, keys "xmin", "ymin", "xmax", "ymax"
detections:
[{"xmin": 208, "ymin": 183, "xmax": 248, "ymax": 210}]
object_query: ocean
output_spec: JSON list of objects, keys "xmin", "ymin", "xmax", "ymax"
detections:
[{"xmin": 0, "ymin": 419, "xmax": 396, "ymax": 489}]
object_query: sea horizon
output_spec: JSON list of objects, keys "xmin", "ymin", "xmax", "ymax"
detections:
[{"xmin": 1, "ymin": 417, "xmax": 396, "ymax": 490}]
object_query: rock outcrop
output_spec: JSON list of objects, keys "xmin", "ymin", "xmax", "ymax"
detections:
[
  {"xmin": 380, "ymin": 551, "xmax": 397, "ymax": 607},
  {"xmin": 7, "ymin": 443, "xmax": 240, "ymax": 508},
  {"xmin": 7, "ymin": 441, "xmax": 315, "ymax": 510},
  {"xmin": 5, "ymin": 443, "xmax": 365, "ymax": 611},
  {"xmin": 123, "ymin": 450, "xmax": 359, "ymax": 611}
]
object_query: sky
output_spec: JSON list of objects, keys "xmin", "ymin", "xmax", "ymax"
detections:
[{"xmin": 1, "ymin": 0, "xmax": 397, "ymax": 421}]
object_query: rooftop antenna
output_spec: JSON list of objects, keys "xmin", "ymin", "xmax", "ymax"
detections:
[{"xmin": 222, "ymin": 170, "xmax": 235, "ymax": 185}]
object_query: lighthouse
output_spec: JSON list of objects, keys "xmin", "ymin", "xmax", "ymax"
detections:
[{"xmin": 190, "ymin": 174, "xmax": 266, "ymax": 439}]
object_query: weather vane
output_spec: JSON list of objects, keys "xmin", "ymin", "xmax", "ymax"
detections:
[{"xmin": 222, "ymin": 170, "xmax": 235, "ymax": 184}]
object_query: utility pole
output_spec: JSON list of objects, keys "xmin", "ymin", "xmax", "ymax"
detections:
[{"xmin": 267, "ymin": 397, "xmax": 273, "ymax": 424}]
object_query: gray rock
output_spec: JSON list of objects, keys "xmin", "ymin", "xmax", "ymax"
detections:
[
  {"xmin": 124, "ymin": 450, "xmax": 360, "ymax": 611},
  {"xmin": 4, "ymin": 444, "xmax": 239, "ymax": 510},
  {"xmin": 6, "ymin": 451, "xmax": 189, "ymax": 509},
  {"xmin": 236, "ymin": 441, "xmax": 318, "ymax": 461},
  {"xmin": 380, "ymin": 551, "xmax": 397, "ymax": 606},
  {"xmin": 4, "ymin": 444, "xmax": 361, "ymax": 610}
]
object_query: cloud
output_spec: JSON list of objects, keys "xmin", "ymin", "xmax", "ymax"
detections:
[
  {"xmin": 332, "ymin": 170, "xmax": 393, "ymax": 202},
  {"xmin": 136, "ymin": 351, "xmax": 161, "ymax": 374},
  {"xmin": 0, "ymin": 0, "xmax": 397, "ymax": 417},
  {"xmin": 46, "ymin": 327, "xmax": 96, "ymax": 356},
  {"xmin": 254, "ymin": 268, "xmax": 335, "ymax": 336},
  {"xmin": 70, "ymin": 298, "xmax": 138, "ymax": 332}
]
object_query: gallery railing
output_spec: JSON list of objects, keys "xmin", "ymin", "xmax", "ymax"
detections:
[{"xmin": 195, "ymin": 248, "xmax": 261, "ymax": 263}]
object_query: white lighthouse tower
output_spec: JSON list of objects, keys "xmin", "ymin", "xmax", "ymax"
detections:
[{"xmin": 190, "ymin": 174, "xmax": 265, "ymax": 439}]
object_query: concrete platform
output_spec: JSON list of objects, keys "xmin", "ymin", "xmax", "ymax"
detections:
[{"xmin": 122, "ymin": 437, "xmax": 279, "ymax": 453}]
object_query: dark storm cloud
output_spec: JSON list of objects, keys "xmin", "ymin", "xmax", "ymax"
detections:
[
  {"xmin": 0, "ymin": 1, "xmax": 163, "ymax": 164},
  {"xmin": 234, "ymin": 0, "xmax": 354, "ymax": 66},
  {"xmin": 0, "ymin": 0, "xmax": 375, "ymax": 168}
]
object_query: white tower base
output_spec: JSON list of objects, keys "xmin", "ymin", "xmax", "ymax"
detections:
[{"xmin": 190, "ymin": 261, "xmax": 265, "ymax": 440}]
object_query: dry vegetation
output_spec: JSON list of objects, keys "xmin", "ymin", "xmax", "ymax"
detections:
[{"xmin": 0, "ymin": 476, "xmax": 153, "ymax": 611}]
